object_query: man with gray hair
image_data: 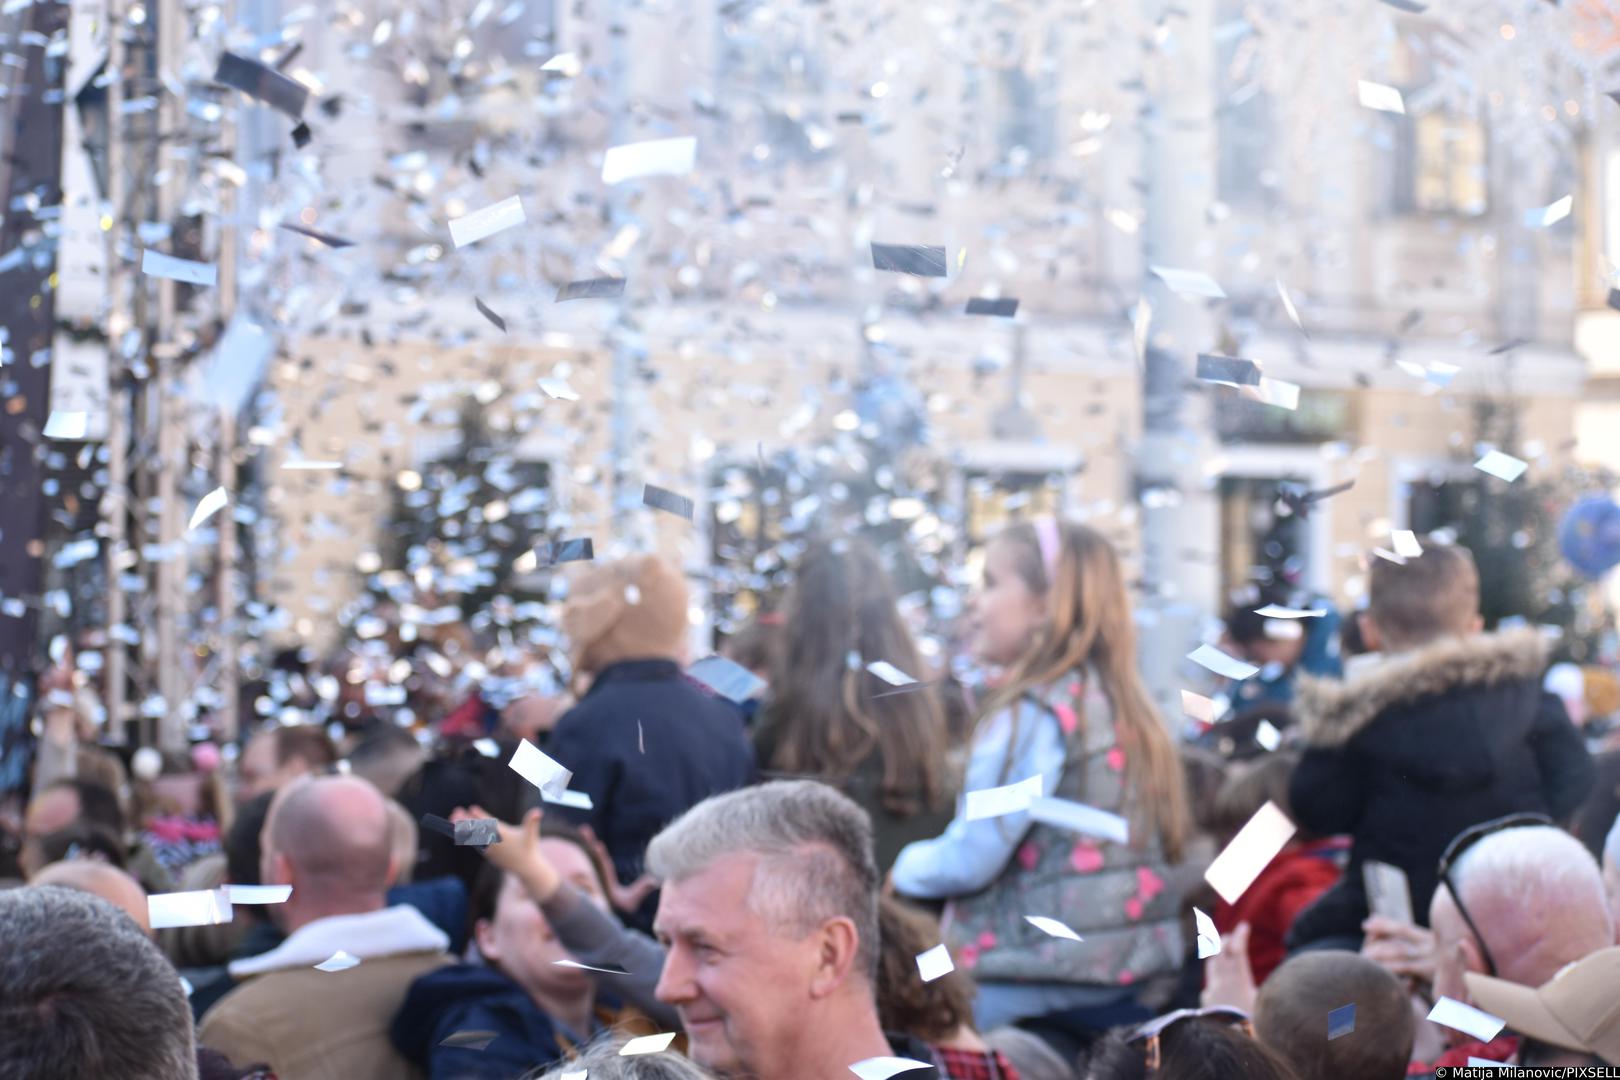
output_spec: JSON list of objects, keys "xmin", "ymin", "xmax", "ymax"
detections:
[
  {"xmin": 649, "ymin": 780, "xmax": 909, "ymax": 1079},
  {"xmin": 0, "ymin": 885, "xmax": 199, "ymax": 1080}
]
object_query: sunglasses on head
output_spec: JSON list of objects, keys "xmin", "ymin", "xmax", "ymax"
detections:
[
  {"xmin": 1436, "ymin": 812, "xmax": 1554, "ymax": 978},
  {"xmin": 1127, "ymin": 1007, "xmax": 1254, "ymax": 1072}
]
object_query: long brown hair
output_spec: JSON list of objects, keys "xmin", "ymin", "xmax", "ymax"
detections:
[
  {"xmin": 982, "ymin": 521, "xmax": 1189, "ymax": 862},
  {"xmin": 766, "ymin": 538, "xmax": 950, "ymax": 817}
]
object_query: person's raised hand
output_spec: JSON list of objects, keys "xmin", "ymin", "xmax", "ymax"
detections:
[
  {"xmin": 1361, "ymin": 914, "xmax": 1436, "ymax": 985},
  {"xmin": 579, "ymin": 822, "xmax": 657, "ymax": 913},
  {"xmin": 1200, "ymin": 922, "xmax": 1257, "ymax": 1013},
  {"xmin": 452, "ymin": 805, "xmax": 561, "ymax": 901}
]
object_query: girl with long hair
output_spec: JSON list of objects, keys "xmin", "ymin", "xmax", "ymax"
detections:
[
  {"xmin": 892, "ymin": 520, "xmax": 1192, "ymax": 1031},
  {"xmin": 753, "ymin": 538, "xmax": 955, "ymax": 871}
]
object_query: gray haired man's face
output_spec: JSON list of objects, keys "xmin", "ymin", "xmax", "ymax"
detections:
[{"xmin": 653, "ymin": 852, "xmax": 819, "ymax": 1079}]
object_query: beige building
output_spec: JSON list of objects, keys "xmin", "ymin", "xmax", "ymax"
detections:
[{"xmin": 257, "ymin": 0, "xmax": 1597, "ymax": 649}]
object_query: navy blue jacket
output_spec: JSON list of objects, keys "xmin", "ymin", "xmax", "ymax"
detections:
[
  {"xmin": 391, "ymin": 963, "xmax": 570, "ymax": 1080},
  {"xmin": 544, "ymin": 659, "xmax": 755, "ymax": 887}
]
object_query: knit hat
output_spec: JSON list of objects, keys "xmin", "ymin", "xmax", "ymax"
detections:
[{"xmin": 562, "ymin": 554, "xmax": 690, "ymax": 675}]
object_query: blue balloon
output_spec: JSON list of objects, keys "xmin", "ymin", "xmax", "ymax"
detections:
[{"xmin": 1558, "ymin": 496, "xmax": 1620, "ymax": 579}]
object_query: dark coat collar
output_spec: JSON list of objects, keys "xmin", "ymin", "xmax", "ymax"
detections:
[{"xmin": 1295, "ymin": 627, "xmax": 1547, "ymax": 748}]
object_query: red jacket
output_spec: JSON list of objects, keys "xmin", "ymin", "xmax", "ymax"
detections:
[{"xmin": 1212, "ymin": 837, "xmax": 1346, "ymax": 985}]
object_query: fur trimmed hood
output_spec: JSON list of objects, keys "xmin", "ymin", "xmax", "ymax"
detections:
[{"xmin": 1295, "ymin": 627, "xmax": 1548, "ymax": 748}]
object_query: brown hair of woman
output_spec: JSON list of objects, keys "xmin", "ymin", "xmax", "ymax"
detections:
[{"xmin": 765, "ymin": 537, "xmax": 950, "ymax": 818}]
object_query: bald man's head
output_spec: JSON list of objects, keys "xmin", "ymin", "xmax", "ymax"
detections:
[
  {"xmin": 1430, "ymin": 825, "xmax": 1614, "ymax": 1007},
  {"xmin": 32, "ymin": 861, "xmax": 151, "ymax": 936},
  {"xmin": 262, "ymin": 776, "xmax": 394, "ymax": 925}
]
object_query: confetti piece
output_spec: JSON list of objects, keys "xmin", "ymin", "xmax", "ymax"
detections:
[
  {"xmin": 556, "ymin": 277, "xmax": 627, "ymax": 302},
  {"xmin": 1181, "ymin": 690, "xmax": 1218, "ymax": 725},
  {"xmin": 866, "ymin": 660, "xmax": 917, "ymax": 686},
  {"xmin": 542, "ymin": 538, "xmax": 594, "ymax": 564},
  {"xmin": 643, "ymin": 483, "xmax": 695, "ymax": 521},
  {"xmin": 687, "ymin": 655, "xmax": 768, "ymax": 703},
  {"xmin": 965, "ymin": 297, "xmax": 1018, "ymax": 317},
  {"xmin": 142, "ymin": 249, "xmax": 218, "ymax": 287},
  {"xmin": 1205, "ymin": 802, "xmax": 1297, "ymax": 904},
  {"xmin": 619, "ymin": 1033, "xmax": 678, "ymax": 1056},
  {"xmin": 541, "ymin": 788, "xmax": 595, "ymax": 810},
  {"xmin": 602, "ymin": 136, "xmax": 696, "ymax": 184},
  {"xmin": 539, "ymin": 376, "xmax": 583, "ymax": 400},
  {"xmin": 1196, "ymin": 354, "xmax": 1262, "ymax": 387},
  {"xmin": 1524, "ymin": 195, "xmax": 1572, "ymax": 229},
  {"xmin": 1187, "ymin": 644, "xmax": 1260, "ymax": 681},
  {"xmin": 1474, "ymin": 450, "xmax": 1528, "ymax": 482},
  {"xmin": 1150, "ymin": 265, "xmax": 1226, "ymax": 299},
  {"xmin": 1255, "ymin": 718, "xmax": 1282, "ymax": 751},
  {"xmin": 222, "ymin": 885, "xmax": 291, "ymax": 904},
  {"xmin": 454, "ymin": 818, "xmax": 501, "ymax": 846},
  {"xmin": 213, "ymin": 51, "xmax": 309, "ymax": 118},
  {"xmin": 1133, "ymin": 298, "xmax": 1153, "ymax": 363},
  {"xmin": 871, "ymin": 243, "xmax": 948, "ymax": 277},
  {"xmin": 278, "ymin": 222, "xmax": 355, "ymax": 248},
  {"xmin": 1426, "ymin": 997, "xmax": 1505, "ymax": 1042},
  {"xmin": 1392, "ymin": 529, "xmax": 1424, "ymax": 559},
  {"xmin": 1024, "ymin": 915, "xmax": 1083, "ymax": 942},
  {"xmin": 475, "ymin": 298, "xmax": 507, "ymax": 332},
  {"xmin": 540, "ymin": 51, "xmax": 581, "ymax": 76},
  {"xmin": 1194, "ymin": 907, "xmax": 1221, "ymax": 959},
  {"xmin": 1255, "ymin": 604, "xmax": 1327, "ymax": 619},
  {"xmin": 281, "ymin": 460, "xmax": 342, "ymax": 471},
  {"xmin": 848, "ymin": 1057, "xmax": 934, "ymax": 1080},
  {"xmin": 448, "ymin": 195, "xmax": 525, "ymax": 248},
  {"xmin": 43, "ymin": 410, "xmax": 89, "ymax": 440},
  {"xmin": 290, "ymin": 122, "xmax": 312, "ymax": 148},
  {"xmin": 1328, "ymin": 1004, "xmax": 1357, "ymax": 1040},
  {"xmin": 1255, "ymin": 377, "xmax": 1301, "ymax": 411},
  {"xmin": 149, "ymin": 888, "xmax": 233, "ymax": 929},
  {"xmin": 189, "ymin": 486, "xmax": 229, "ymax": 531},
  {"xmin": 554, "ymin": 958, "xmax": 631, "ymax": 975},
  {"xmin": 915, "ymin": 943, "xmax": 954, "ymax": 982},
  {"xmin": 509, "ymin": 738, "xmax": 572, "ymax": 798},
  {"xmin": 1277, "ymin": 279, "xmax": 1308, "ymax": 337},
  {"xmin": 559, "ymin": 1072, "xmax": 587, "ymax": 1080},
  {"xmin": 1027, "ymin": 796, "xmax": 1130, "ymax": 844},
  {"xmin": 964, "ymin": 774, "xmax": 1043, "ymax": 821},
  {"xmin": 1464, "ymin": 1058, "xmax": 1514, "ymax": 1069},
  {"xmin": 439, "ymin": 1030, "xmax": 499, "ymax": 1051},
  {"xmin": 1358, "ymin": 80, "xmax": 1406, "ymax": 114},
  {"xmin": 315, "ymin": 950, "xmax": 361, "ymax": 972}
]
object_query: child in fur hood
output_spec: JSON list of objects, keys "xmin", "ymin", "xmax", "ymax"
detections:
[{"xmin": 1284, "ymin": 541, "xmax": 1594, "ymax": 952}]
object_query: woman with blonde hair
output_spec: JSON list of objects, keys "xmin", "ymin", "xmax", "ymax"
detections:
[{"xmin": 893, "ymin": 520, "xmax": 1192, "ymax": 1031}]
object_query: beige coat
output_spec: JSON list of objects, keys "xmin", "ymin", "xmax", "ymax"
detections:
[{"xmin": 199, "ymin": 906, "xmax": 451, "ymax": 1080}]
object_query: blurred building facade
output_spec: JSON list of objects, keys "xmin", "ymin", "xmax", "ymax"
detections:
[{"xmin": 213, "ymin": 0, "xmax": 1598, "ymax": 647}]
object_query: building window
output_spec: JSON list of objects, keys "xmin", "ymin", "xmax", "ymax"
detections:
[
  {"xmin": 1391, "ymin": 111, "xmax": 1489, "ymax": 216},
  {"xmin": 963, "ymin": 469, "xmax": 1064, "ymax": 547}
]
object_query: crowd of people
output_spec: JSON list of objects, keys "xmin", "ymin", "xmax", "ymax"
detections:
[{"xmin": 4, "ymin": 518, "xmax": 1620, "ymax": 1079}]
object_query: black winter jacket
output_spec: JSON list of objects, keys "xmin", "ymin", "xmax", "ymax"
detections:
[
  {"xmin": 544, "ymin": 659, "xmax": 755, "ymax": 888},
  {"xmin": 1286, "ymin": 628, "xmax": 1594, "ymax": 948}
]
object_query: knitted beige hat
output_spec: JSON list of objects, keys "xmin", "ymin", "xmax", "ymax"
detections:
[{"xmin": 562, "ymin": 554, "xmax": 689, "ymax": 675}]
